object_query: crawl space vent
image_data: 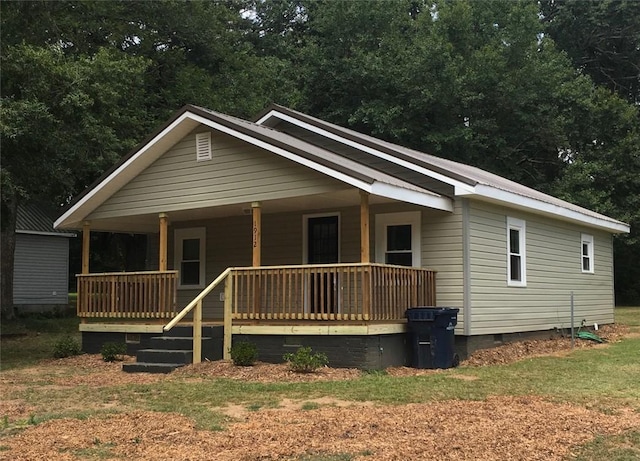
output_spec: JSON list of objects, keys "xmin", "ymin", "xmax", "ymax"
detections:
[{"xmin": 195, "ymin": 132, "xmax": 212, "ymax": 162}]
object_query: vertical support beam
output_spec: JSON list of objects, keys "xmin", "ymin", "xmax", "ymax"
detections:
[
  {"xmin": 159, "ymin": 213, "xmax": 168, "ymax": 271},
  {"xmin": 82, "ymin": 221, "xmax": 91, "ymax": 274},
  {"xmin": 193, "ymin": 300, "xmax": 202, "ymax": 363},
  {"xmin": 251, "ymin": 202, "xmax": 261, "ymax": 316},
  {"xmin": 360, "ymin": 191, "xmax": 371, "ymax": 319},
  {"xmin": 251, "ymin": 202, "xmax": 261, "ymax": 267},
  {"xmin": 360, "ymin": 191, "xmax": 370, "ymax": 263},
  {"xmin": 223, "ymin": 273, "xmax": 233, "ymax": 360}
]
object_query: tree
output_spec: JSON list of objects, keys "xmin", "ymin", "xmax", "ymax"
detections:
[
  {"xmin": 540, "ymin": 0, "xmax": 640, "ymax": 105},
  {"xmin": 0, "ymin": 45, "xmax": 151, "ymax": 318}
]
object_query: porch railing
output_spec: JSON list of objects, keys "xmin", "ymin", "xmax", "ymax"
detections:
[
  {"xmin": 76, "ymin": 271, "xmax": 178, "ymax": 318},
  {"xmin": 230, "ymin": 263, "xmax": 436, "ymax": 321}
]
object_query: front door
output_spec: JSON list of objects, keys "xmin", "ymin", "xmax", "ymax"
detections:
[{"xmin": 307, "ymin": 215, "xmax": 339, "ymax": 314}]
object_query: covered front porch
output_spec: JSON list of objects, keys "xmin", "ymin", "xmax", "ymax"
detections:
[
  {"xmin": 77, "ymin": 262, "xmax": 436, "ymax": 363},
  {"xmin": 75, "ymin": 190, "xmax": 440, "ymax": 366}
]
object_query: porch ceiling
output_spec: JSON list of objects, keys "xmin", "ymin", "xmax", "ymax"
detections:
[{"xmin": 81, "ymin": 189, "xmax": 400, "ymax": 233}]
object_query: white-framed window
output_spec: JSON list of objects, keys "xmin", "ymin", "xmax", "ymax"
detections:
[
  {"xmin": 375, "ymin": 211, "xmax": 421, "ymax": 267},
  {"xmin": 581, "ymin": 233, "xmax": 594, "ymax": 273},
  {"xmin": 174, "ymin": 227, "xmax": 206, "ymax": 289},
  {"xmin": 507, "ymin": 217, "xmax": 526, "ymax": 287}
]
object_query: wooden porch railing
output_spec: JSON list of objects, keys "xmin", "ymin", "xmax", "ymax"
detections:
[
  {"xmin": 230, "ymin": 263, "xmax": 436, "ymax": 321},
  {"xmin": 76, "ymin": 271, "xmax": 178, "ymax": 318}
]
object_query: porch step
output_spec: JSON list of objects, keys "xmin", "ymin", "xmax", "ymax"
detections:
[
  {"xmin": 136, "ymin": 348, "xmax": 193, "ymax": 364},
  {"xmin": 122, "ymin": 362, "xmax": 187, "ymax": 374},
  {"xmin": 149, "ymin": 336, "xmax": 210, "ymax": 350},
  {"xmin": 123, "ymin": 328, "xmax": 223, "ymax": 373}
]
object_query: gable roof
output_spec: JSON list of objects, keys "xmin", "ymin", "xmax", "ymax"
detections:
[
  {"xmin": 55, "ymin": 104, "xmax": 629, "ymax": 234},
  {"xmin": 55, "ymin": 105, "xmax": 451, "ymax": 230},
  {"xmin": 256, "ymin": 104, "xmax": 630, "ymax": 234}
]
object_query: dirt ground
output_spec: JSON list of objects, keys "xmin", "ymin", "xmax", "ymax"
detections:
[{"xmin": 1, "ymin": 323, "xmax": 637, "ymax": 460}]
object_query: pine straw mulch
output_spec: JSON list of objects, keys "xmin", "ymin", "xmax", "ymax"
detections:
[
  {"xmin": 0, "ymin": 322, "xmax": 637, "ymax": 460},
  {"xmin": 3, "ymin": 396, "xmax": 639, "ymax": 461}
]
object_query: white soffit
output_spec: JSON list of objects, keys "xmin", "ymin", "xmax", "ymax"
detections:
[{"xmin": 465, "ymin": 184, "xmax": 630, "ymax": 233}]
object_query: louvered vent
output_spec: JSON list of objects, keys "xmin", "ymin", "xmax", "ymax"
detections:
[{"xmin": 195, "ymin": 132, "xmax": 212, "ymax": 162}]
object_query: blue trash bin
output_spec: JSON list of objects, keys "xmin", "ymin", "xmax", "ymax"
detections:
[{"xmin": 405, "ymin": 307, "xmax": 459, "ymax": 369}]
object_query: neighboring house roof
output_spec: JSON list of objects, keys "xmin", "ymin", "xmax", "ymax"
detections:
[
  {"xmin": 17, "ymin": 204, "xmax": 75, "ymax": 237},
  {"xmin": 256, "ymin": 104, "xmax": 630, "ymax": 234},
  {"xmin": 55, "ymin": 104, "xmax": 629, "ymax": 234}
]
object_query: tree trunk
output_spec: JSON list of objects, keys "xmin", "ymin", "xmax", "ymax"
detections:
[{"xmin": 1, "ymin": 192, "xmax": 18, "ymax": 320}]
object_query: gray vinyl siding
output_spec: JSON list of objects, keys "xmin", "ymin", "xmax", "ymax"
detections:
[
  {"xmin": 468, "ymin": 200, "xmax": 614, "ymax": 335},
  {"xmin": 421, "ymin": 200, "xmax": 465, "ymax": 330},
  {"xmin": 13, "ymin": 234, "xmax": 70, "ymax": 306},
  {"xmin": 88, "ymin": 129, "xmax": 349, "ymax": 221}
]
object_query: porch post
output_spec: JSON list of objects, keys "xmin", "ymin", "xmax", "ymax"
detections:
[
  {"xmin": 360, "ymin": 191, "xmax": 370, "ymax": 263},
  {"xmin": 251, "ymin": 202, "xmax": 261, "ymax": 267},
  {"xmin": 360, "ymin": 191, "xmax": 371, "ymax": 320},
  {"xmin": 82, "ymin": 221, "xmax": 91, "ymax": 274},
  {"xmin": 251, "ymin": 202, "xmax": 262, "ymax": 316},
  {"xmin": 159, "ymin": 213, "xmax": 168, "ymax": 271}
]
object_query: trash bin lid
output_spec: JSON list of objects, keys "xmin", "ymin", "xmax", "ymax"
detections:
[{"xmin": 405, "ymin": 307, "xmax": 459, "ymax": 321}]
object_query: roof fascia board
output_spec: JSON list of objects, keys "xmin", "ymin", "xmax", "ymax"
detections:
[
  {"xmin": 471, "ymin": 184, "xmax": 630, "ymax": 233},
  {"xmin": 55, "ymin": 111, "xmax": 199, "ymax": 229},
  {"xmin": 257, "ymin": 110, "xmax": 476, "ymax": 194},
  {"xmin": 17, "ymin": 230, "xmax": 76, "ymax": 237},
  {"xmin": 371, "ymin": 182, "xmax": 453, "ymax": 212}
]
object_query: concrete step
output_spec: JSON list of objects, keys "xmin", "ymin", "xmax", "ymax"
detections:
[
  {"xmin": 136, "ymin": 348, "xmax": 193, "ymax": 364},
  {"xmin": 122, "ymin": 362, "xmax": 186, "ymax": 374},
  {"xmin": 150, "ymin": 336, "xmax": 211, "ymax": 350}
]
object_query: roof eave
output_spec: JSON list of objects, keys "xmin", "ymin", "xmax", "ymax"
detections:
[{"xmin": 463, "ymin": 185, "xmax": 630, "ymax": 234}]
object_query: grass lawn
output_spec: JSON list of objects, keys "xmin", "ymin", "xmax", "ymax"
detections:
[{"xmin": 1, "ymin": 305, "xmax": 639, "ymax": 460}]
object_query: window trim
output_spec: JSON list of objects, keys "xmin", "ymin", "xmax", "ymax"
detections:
[
  {"xmin": 507, "ymin": 217, "xmax": 526, "ymax": 287},
  {"xmin": 174, "ymin": 227, "xmax": 206, "ymax": 289},
  {"xmin": 375, "ymin": 211, "xmax": 421, "ymax": 267},
  {"xmin": 581, "ymin": 233, "xmax": 594, "ymax": 274}
]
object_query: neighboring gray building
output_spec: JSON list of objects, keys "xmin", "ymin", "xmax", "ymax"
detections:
[{"xmin": 13, "ymin": 204, "xmax": 75, "ymax": 313}]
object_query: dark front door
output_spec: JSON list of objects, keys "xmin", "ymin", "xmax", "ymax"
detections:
[{"xmin": 307, "ymin": 216, "xmax": 339, "ymax": 314}]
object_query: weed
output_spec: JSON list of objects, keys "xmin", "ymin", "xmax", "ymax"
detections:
[
  {"xmin": 230, "ymin": 341, "xmax": 258, "ymax": 366},
  {"xmin": 53, "ymin": 336, "xmax": 82, "ymax": 358},
  {"xmin": 28, "ymin": 414, "xmax": 37, "ymax": 425},
  {"xmin": 284, "ymin": 346, "xmax": 328, "ymax": 373},
  {"xmin": 100, "ymin": 342, "xmax": 127, "ymax": 362},
  {"xmin": 2, "ymin": 415, "xmax": 8, "ymax": 429},
  {"xmin": 247, "ymin": 403, "xmax": 262, "ymax": 412}
]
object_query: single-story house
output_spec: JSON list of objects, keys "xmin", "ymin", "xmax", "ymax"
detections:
[
  {"xmin": 54, "ymin": 104, "xmax": 629, "ymax": 370},
  {"xmin": 12, "ymin": 203, "xmax": 75, "ymax": 314}
]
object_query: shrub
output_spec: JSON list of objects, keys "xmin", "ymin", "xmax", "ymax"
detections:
[
  {"xmin": 101, "ymin": 342, "xmax": 127, "ymax": 362},
  {"xmin": 283, "ymin": 346, "xmax": 328, "ymax": 373},
  {"xmin": 53, "ymin": 336, "xmax": 82, "ymax": 358},
  {"xmin": 230, "ymin": 341, "xmax": 258, "ymax": 366}
]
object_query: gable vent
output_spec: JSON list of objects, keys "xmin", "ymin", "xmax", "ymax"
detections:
[{"xmin": 195, "ymin": 132, "xmax": 212, "ymax": 162}]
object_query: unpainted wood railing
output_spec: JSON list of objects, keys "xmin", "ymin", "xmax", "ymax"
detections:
[
  {"xmin": 76, "ymin": 271, "xmax": 178, "ymax": 318},
  {"xmin": 230, "ymin": 263, "xmax": 436, "ymax": 321}
]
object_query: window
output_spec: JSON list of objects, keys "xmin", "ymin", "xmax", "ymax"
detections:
[
  {"xmin": 581, "ymin": 234, "xmax": 594, "ymax": 273},
  {"xmin": 174, "ymin": 228, "xmax": 206, "ymax": 288},
  {"xmin": 375, "ymin": 211, "xmax": 421, "ymax": 267},
  {"xmin": 507, "ymin": 217, "xmax": 526, "ymax": 286}
]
